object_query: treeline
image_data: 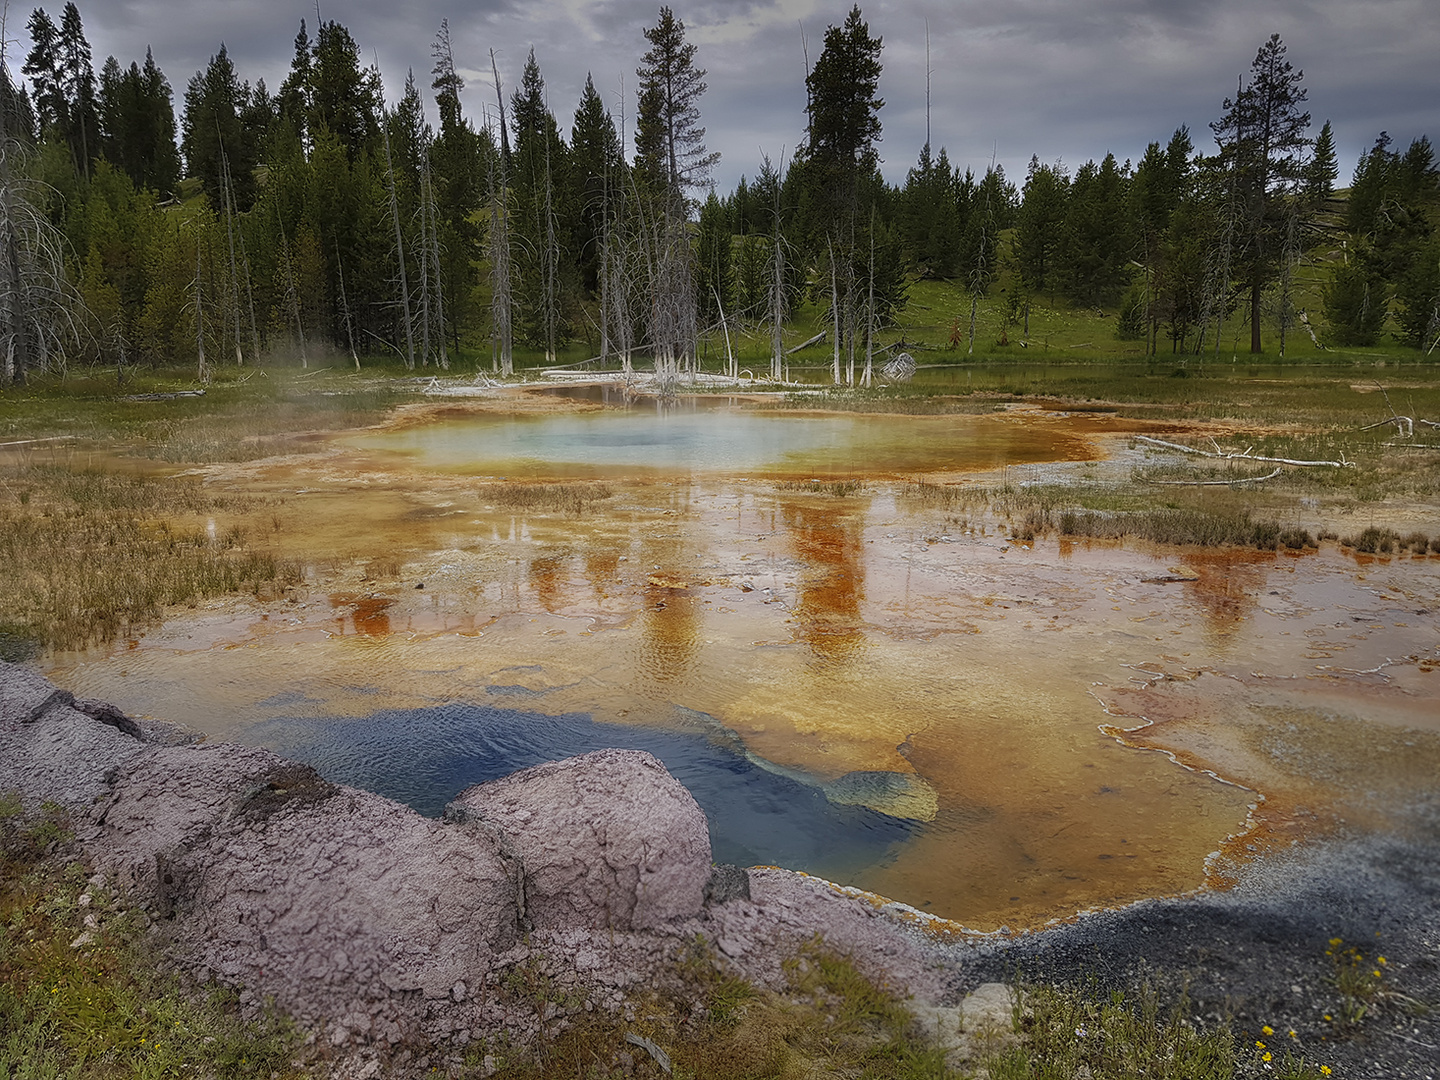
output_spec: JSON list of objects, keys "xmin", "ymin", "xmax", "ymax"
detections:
[{"xmin": 0, "ymin": 5, "xmax": 1437, "ymax": 388}]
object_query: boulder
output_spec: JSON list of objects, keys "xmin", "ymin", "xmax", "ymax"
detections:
[
  {"xmin": 89, "ymin": 741, "xmax": 525, "ymax": 1026},
  {"xmin": 451, "ymin": 749, "xmax": 711, "ymax": 932}
]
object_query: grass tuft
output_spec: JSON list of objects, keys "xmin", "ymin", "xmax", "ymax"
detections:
[
  {"xmin": 475, "ymin": 482, "xmax": 614, "ymax": 514},
  {"xmin": 776, "ymin": 479, "xmax": 866, "ymax": 497}
]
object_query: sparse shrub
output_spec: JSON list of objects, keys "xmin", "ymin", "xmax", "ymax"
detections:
[
  {"xmin": 1017, "ymin": 508, "xmax": 1050, "ymax": 542},
  {"xmin": 1279, "ymin": 527, "xmax": 1318, "ymax": 550},
  {"xmin": 0, "ymin": 467, "xmax": 302, "ymax": 651},
  {"xmin": 1341, "ymin": 526, "xmax": 1401, "ymax": 554},
  {"xmin": 1402, "ymin": 531, "xmax": 1430, "ymax": 553}
]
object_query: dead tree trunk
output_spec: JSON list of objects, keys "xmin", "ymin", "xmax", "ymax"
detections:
[
  {"xmin": 380, "ymin": 92, "xmax": 416, "ymax": 371},
  {"xmin": 489, "ymin": 54, "xmax": 514, "ymax": 376}
]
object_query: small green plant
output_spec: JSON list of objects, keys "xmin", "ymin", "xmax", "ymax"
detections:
[
  {"xmin": 982, "ymin": 982, "xmax": 1339, "ymax": 1080},
  {"xmin": 1326, "ymin": 936, "xmax": 1390, "ymax": 1027}
]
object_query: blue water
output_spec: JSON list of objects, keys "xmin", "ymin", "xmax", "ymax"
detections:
[
  {"xmin": 346, "ymin": 408, "xmax": 1064, "ymax": 477},
  {"xmin": 246, "ymin": 701, "xmax": 918, "ymax": 879}
]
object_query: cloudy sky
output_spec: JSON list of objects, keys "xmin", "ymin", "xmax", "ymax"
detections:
[{"xmin": 20, "ymin": 0, "xmax": 1440, "ymax": 191}]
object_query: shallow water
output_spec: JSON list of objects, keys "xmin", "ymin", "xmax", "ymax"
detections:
[
  {"xmin": 343, "ymin": 404, "xmax": 1092, "ymax": 478},
  {"xmin": 249, "ymin": 701, "xmax": 918, "ymax": 879},
  {"xmin": 45, "ymin": 403, "xmax": 1440, "ymax": 930}
]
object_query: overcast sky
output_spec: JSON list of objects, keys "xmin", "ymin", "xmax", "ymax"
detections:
[{"xmin": 17, "ymin": 0, "xmax": 1440, "ymax": 191}]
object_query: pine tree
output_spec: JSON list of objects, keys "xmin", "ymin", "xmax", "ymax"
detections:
[
  {"xmin": 276, "ymin": 20, "xmax": 313, "ymax": 151},
  {"xmin": 430, "ymin": 20, "xmax": 485, "ymax": 356},
  {"xmin": 634, "ymin": 6, "xmax": 717, "ymax": 201},
  {"xmin": 695, "ymin": 189, "xmax": 732, "ymax": 324},
  {"xmin": 23, "ymin": 9, "xmax": 67, "ymax": 142},
  {"xmin": 1308, "ymin": 119, "xmax": 1338, "ymax": 201},
  {"xmin": 310, "ymin": 21, "xmax": 379, "ymax": 160},
  {"xmin": 510, "ymin": 48, "xmax": 569, "ymax": 359},
  {"xmin": 570, "ymin": 74, "xmax": 622, "ymax": 299},
  {"xmin": 1210, "ymin": 33, "xmax": 1312, "ymax": 353},
  {"xmin": 182, "ymin": 46, "xmax": 257, "ymax": 210},
  {"xmin": 56, "ymin": 2, "xmax": 97, "ymax": 178},
  {"xmin": 797, "ymin": 5, "xmax": 883, "ymax": 381},
  {"xmin": 634, "ymin": 8, "xmax": 713, "ymax": 382},
  {"xmin": 900, "ymin": 142, "xmax": 960, "ymax": 278},
  {"xmin": 801, "ymin": 5, "xmax": 883, "ymax": 216},
  {"xmin": 97, "ymin": 49, "xmax": 180, "ymax": 195},
  {"xmin": 1015, "ymin": 156, "xmax": 1069, "ymax": 302}
]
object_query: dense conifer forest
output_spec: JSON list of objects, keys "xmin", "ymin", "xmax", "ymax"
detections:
[{"xmin": 1, "ymin": 3, "xmax": 1436, "ymax": 386}]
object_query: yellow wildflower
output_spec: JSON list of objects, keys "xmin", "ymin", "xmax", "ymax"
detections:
[
  {"xmin": 1262, "ymin": 1052, "xmax": 1272, "ymax": 1063},
  {"xmin": 1262, "ymin": 1025, "xmax": 1274, "ymax": 1035},
  {"xmin": 1256, "ymin": 1041, "xmax": 1267, "ymax": 1049},
  {"xmin": 1320, "ymin": 1068, "xmax": 1332, "ymax": 1076}
]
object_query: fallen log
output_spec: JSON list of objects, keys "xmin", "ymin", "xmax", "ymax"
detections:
[
  {"xmin": 1141, "ymin": 467, "xmax": 1284, "ymax": 486},
  {"xmin": 1134, "ymin": 435, "xmax": 1351, "ymax": 468},
  {"xmin": 786, "ymin": 330, "xmax": 827, "ymax": 355}
]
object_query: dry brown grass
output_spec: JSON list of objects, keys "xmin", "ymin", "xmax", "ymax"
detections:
[
  {"xmin": 0, "ymin": 465, "xmax": 300, "ymax": 654},
  {"xmin": 474, "ymin": 482, "xmax": 614, "ymax": 513}
]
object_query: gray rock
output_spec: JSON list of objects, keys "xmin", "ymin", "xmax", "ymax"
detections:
[
  {"xmin": 451, "ymin": 749, "xmax": 712, "ymax": 931},
  {"xmin": 90, "ymin": 740, "xmax": 524, "ymax": 1022}
]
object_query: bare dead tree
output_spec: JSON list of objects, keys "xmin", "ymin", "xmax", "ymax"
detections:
[
  {"xmin": 488, "ymin": 55, "xmax": 514, "ymax": 376},
  {"xmin": 608, "ymin": 77, "xmax": 634, "ymax": 375},
  {"xmin": 863, "ymin": 204, "xmax": 876, "ymax": 387},
  {"xmin": 765, "ymin": 155, "xmax": 787, "ymax": 382},
  {"xmin": 828, "ymin": 237, "xmax": 841, "ymax": 383},
  {"xmin": 193, "ymin": 233, "xmax": 207, "ymax": 381},
  {"xmin": 542, "ymin": 93, "xmax": 560, "ymax": 366},
  {"xmin": 0, "ymin": 27, "xmax": 85, "ymax": 384},
  {"xmin": 333, "ymin": 237, "xmax": 359, "ymax": 367},
  {"xmin": 421, "ymin": 144, "xmax": 448, "ymax": 370},
  {"xmin": 378, "ymin": 78, "xmax": 416, "ymax": 371},
  {"xmin": 217, "ymin": 134, "xmax": 244, "ymax": 365}
]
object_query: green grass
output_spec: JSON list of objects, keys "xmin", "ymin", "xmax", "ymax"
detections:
[
  {"xmin": 0, "ymin": 802, "xmax": 304, "ymax": 1080},
  {"xmin": 988, "ymin": 982, "xmax": 1334, "ymax": 1080}
]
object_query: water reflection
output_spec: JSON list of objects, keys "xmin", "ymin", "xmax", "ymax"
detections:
[
  {"xmin": 781, "ymin": 497, "xmax": 869, "ymax": 663},
  {"xmin": 1183, "ymin": 550, "xmax": 1270, "ymax": 644},
  {"xmin": 44, "ymin": 421, "xmax": 1440, "ymax": 930},
  {"xmin": 328, "ymin": 595, "xmax": 393, "ymax": 637},
  {"xmin": 527, "ymin": 551, "xmax": 568, "ymax": 614}
]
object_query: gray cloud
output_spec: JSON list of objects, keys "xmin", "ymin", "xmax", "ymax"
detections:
[{"xmin": 20, "ymin": 0, "xmax": 1440, "ymax": 191}]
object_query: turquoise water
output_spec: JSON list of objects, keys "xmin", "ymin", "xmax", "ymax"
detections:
[{"xmin": 347, "ymin": 406, "xmax": 1077, "ymax": 477}]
